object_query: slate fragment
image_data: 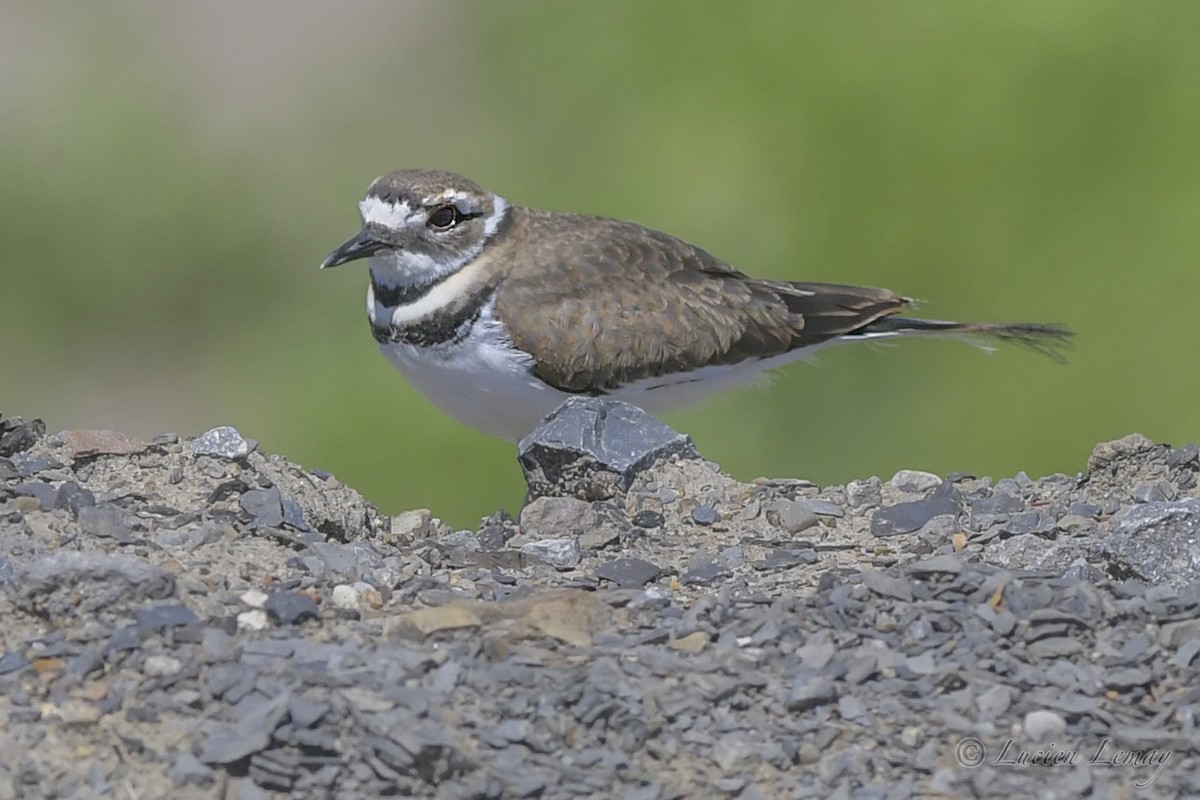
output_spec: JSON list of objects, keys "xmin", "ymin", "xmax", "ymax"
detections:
[
  {"xmin": 518, "ymin": 397, "xmax": 699, "ymax": 501},
  {"xmin": 594, "ymin": 558, "xmax": 662, "ymax": 588},
  {"xmin": 870, "ymin": 482, "xmax": 961, "ymax": 537}
]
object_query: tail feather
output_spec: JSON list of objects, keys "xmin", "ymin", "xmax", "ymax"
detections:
[{"xmin": 856, "ymin": 317, "xmax": 1074, "ymax": 363}]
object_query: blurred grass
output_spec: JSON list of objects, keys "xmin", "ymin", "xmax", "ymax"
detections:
[{"xmin": 2, "ymin": 2, "xmax": 1199, "ymax": 528}]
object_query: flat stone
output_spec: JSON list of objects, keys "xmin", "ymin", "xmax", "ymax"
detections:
[
  {"xmin": 199, "ymin": 694, "xmax": 290, "ymax": 764},
  {"xmin": 1027, "ymin": 637, "xmax": 1083, "ymax": 658},
  {"xmin": 171, "ymin": 751, "xmax": 215, "ymax": 786},
  {"xmin": 135, "ymin": 604, "xmax": 199, "ymax": 635},
  {"xmin": 870, "ymin": 483, "xmax": 960, "ymax": 537},
  {"xmin": 690, "ymin": 505, "xmax": 721, "ymax": 526},
  {"xmin": 0, "ymin": 650, "xmax": 31, "ymax": 675},
  {"xmin": 76, "ymin": 505, "xmax": 133, "ymax": 543},
  {"xmin": 518, "ymin": 397, "xmax": 699, "ymax": 501},
  {"xmin": 681, "ymin": 561, "xmax": 731, "ymax": 586},
  {"xmin": 907, "ymin": 555, "xmax": 963, "ymax": 576},
  {"xmin": 594, "ymin": 558, "xmax": 662, "ymax": 588},
  {"xmin": 1003, "ymin": 510, "xmax": 1056, "ymax": 536},
  {"xmin": 60, "ymin": 430, "xmax": 148, "ymax": 458},
  {"xmin": 265, "ymin": 592, "xmax": 319, "ymax": 625},
  {"xmin": 806, "ymin": 500, "xmax": 845, "ymax": 518},
  {"xmin": 971, "ymin": 491, "xmax": 1025, "ymax": 515}
]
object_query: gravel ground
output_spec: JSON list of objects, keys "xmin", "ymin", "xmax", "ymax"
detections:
[{"xmin": 1, "ymin": 400, "xmax": 1198, "ymax": 799}]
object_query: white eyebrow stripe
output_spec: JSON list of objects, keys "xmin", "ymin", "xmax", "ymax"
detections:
[
  {"xmin": 427, "ymin": 189, "xmax": 473, "ymax": 204},
  {"xmin": 359, "ymin": 196, "xmax": 415, "ymax": 229}
]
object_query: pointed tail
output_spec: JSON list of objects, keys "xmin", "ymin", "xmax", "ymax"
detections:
[{"xmin": 855, "ymin": 317, "xmax": 1074, "ymax": 363}]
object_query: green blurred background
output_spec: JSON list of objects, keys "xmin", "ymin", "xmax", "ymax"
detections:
[{"xmin": 3, "ymin": 2, "xmax": 1198, "ymax": 528}]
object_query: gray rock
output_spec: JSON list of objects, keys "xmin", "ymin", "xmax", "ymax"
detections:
[
  {"xmin": 135, "ymin": 604, "xmax": 199, "ymax": 635},
  {"xmin": 1105, "ymin": 499, "xmax": 1200, "ymax": 588},
  {"xmin": 690, "ymin": 505, "xmax": 721, "ymax": 526},
  {"xmin": 0, "ymin": 417, "xmax": 45, "ymax": 457},
  {"xmin": 171, "ymin": 751, "xmax": 215, "ymax": 786},
  {"xmin": 199, "ymin": 694, "xmax": 290, "ymax": 764},
  {"xmin": 518, "ymin": 496, "xmax": 597, "ymax": 539},
  {"xmin": 787, "ymin": 676, "xmax": 837, "ymax": 712},
  {"xmin": 14, "ymin": 481, "xmax": 57, "ymax": 510},
  {"xmin": 519, "ymin": 538, "xmax": 581, "ymax": 569},
  {"xmin": 860, "ymin": 570, "xmax": 913, "ymax": 602},
  {"xmin": 241, "ymin": 488, "xmax": 284, "ymax": 528},
  {"xmin": 890, "ymin": 469, "xmax": 941, "ymax": 493},
  {"xmin": 0, "ymin": 650, "xmax": 31, "ymax": 675},
  {"xmin": 681, "ymin": 560, "xmax": 732, "ymax": 586},
  {"xmin": 845, "ymin": 478, "xmax": 882, "ymax": 510},
  {"xmin": 192, "ymin": 426, "xmax": 253, "ymax": 459},
  {"xmin": 517, "ymin": 397, "xmax": 699, "ymax": 501},
  {"xmin": 10, "ymin": 452, "xmax": 54, "ymax": 476},
  {"xmin": 594, "ymin": 557, "xmax": 662, "ymax": 588},
  {"xmin": 768, "ymin": 498, "xmax": 819, "ymax": 534},
  {"xmin": 1003, "ymin": 510, "xmax": 1056, "ymax": 537},
  {"xmin": 265, "ymin": 591, "xmax": 319, "ymax": 625},
  {"xmin": 870, "ymin": 483, "xmax": 960, "ymax": 537},
  {"xmin": 76, "ymin": 505, "xmax": 133, "ymax": 543},
  {"xmin": 1023, "ymin": 709, "xmax": 1067, "ymax": 742},
  {"xmin": 54, "ymin": 481, "xmax": 95, "ymax": 517},
  {"xmin": 906, "ymin": 555, "xmax": 963, "ymax": 576},
  {"xmin": 971, "ymin": 491, "xmax": 1025, "ymax": 515}
]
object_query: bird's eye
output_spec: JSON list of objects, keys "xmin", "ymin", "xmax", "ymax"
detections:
[{"xmin": 426, "ymin": 205, "xmax": 460, "ymax": 230}]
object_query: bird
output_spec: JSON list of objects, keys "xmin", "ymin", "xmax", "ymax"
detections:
[{"xmin": 321, "ymin": 169, "xmax": 1071, "ymax": 441}]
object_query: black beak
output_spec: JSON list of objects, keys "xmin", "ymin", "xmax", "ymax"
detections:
[{"xmin": 320, "ymin": 229, "xmax": 387, "ymax": 269}]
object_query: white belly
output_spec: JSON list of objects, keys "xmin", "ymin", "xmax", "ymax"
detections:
[{"xmin": 377, "ymin": 310, "xmax": 569, "ymax": 441}]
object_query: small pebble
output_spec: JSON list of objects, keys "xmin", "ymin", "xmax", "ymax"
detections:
[{"xmin": 1023, "ymin": 710, "xmax": 1067, "ymax": 742}]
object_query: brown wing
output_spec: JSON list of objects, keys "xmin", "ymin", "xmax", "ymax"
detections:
[{"xmin": 495, "ymin": 210, "xmax": 911, "ymax": 393}]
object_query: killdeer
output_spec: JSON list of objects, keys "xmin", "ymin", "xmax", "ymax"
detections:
[{"xmin": 321, "ymin": 169, "xmax": 1071, "ymax": 441}]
